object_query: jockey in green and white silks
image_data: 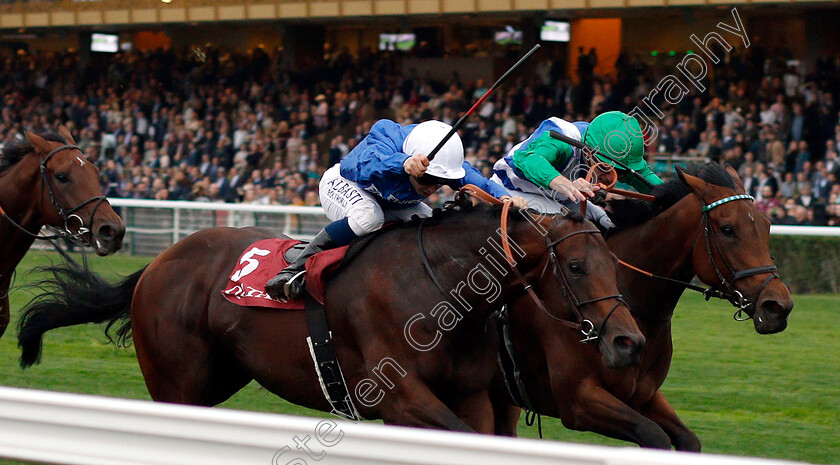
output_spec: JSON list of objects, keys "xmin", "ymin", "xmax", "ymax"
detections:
[{"xmin": 490, "ymin": 111, "xmax": 664, "ymax": 230}]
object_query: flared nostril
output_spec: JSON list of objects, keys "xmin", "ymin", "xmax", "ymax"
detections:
[
  {"xmin": 613, "ymin": 334, "xmax": 645, "ymax": 355},
  {"xmin": 761, "ymin": 300, "xmax": 792, "ymax": 319},
  {"xmin": 613, "ymin": 335, "xmax": 638, "ymax": 353},
  {"xmin": 97, "ymin": 224, "xmax": 117, "ymax": 240}
]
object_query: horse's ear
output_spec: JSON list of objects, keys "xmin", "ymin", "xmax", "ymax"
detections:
[
  {"xmin": 724, "ymin": 164, "xmax": 746, "ymax": 194},
  {"xmin": 25, "ymin": 131, "xmax": 52, "ymax": 155},
  {"xmin": 57, "ymin": 125, "xmax": 77, "ymax": 146},
  {"xmin": 676, "ymin": 167, "xmax": 708, "ymax": 194}
]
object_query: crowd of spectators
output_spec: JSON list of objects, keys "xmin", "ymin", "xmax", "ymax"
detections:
[{"xmin": 2, "ymin": 40, "xmax": 840, "ymax": 225}]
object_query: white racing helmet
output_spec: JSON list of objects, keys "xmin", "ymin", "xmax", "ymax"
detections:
[{"xmin": 403, "ymin": 120, "xmax": 466, "ymax": 180}]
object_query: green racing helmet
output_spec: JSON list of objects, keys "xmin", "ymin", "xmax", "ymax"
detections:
[{"xmin": 582, "ymin": 111, "xmax": 663, "ymax": 192}]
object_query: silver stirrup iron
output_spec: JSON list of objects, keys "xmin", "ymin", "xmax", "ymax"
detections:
[{"xmin": 283, "ymin": 269, "xmax": 307, "ymax": 297}]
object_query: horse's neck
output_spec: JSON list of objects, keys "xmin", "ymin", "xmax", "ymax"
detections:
[
  {"xmin": 0, "ymin": 163, "xmax": 42, "ymax": 290},
  {"xmin": 610, "ymin": 195, "xmax": 702, "ymax": 321}
]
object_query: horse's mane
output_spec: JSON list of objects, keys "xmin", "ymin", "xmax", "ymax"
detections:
[
  {"xmin": 606, "ymin": 163, "xmax": 737, "ymax": 235},
  {"xmin": 0, "ymin": 133, "xmax": 68, "ymax": 173}
]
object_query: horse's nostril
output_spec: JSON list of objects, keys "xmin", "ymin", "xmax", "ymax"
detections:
[
  {"xmin": 613, "ymin": 334, "xmax": 645, "ymax": 355},
  {"xmin": 761, "ymin": 300, "xmax": 791, "ymax": 318},
  {"xmin": 97, "ymin": 224, "xmax": 116, "ymax": 240},
  {"xmin": 615, "ymin": 336, "xmax": 634, "ymax": 348}
]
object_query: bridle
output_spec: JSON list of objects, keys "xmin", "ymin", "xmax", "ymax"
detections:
[
  {"xmin": 1, "ymin": 144, "xmax": 108, "ymax": 242},
  {"xmin": 698, "ymin": 194, "xmax": 780, "ymax": 319},
  {"xmin": 579, "ymin": 160, "xmax": 780, "ymax": 320},
  {"xmin": 529, "ymin": 228, "xmax": 626, "ymax": 343},
  {"xmin": 418, "ymin": 185, "xmax": 626, "ymax": 344},
  {"xmin": 620, "ymin": 192, "xmax": 780, "ymax": 321}
]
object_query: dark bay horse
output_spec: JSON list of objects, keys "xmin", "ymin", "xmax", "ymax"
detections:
[
  {"xmin": 19, "ymin": 205, "xmax": 644, "ymax": 432},
  {"xmin": 490, "ymin": 163, "xmax": 793, "ymax": 449},
  {"xmin": 0, "ymin": 128, "xmax": 124, "ymax": 339}
]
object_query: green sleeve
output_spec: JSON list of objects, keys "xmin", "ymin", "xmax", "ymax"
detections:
[{"xmin": 511, "ymin": 131, "xmax": 574, "ymax": 189}]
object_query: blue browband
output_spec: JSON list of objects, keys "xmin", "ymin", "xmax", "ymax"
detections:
[{"xmin": 701, "ymin": 194, "xmax": 755, "ymax": 213}]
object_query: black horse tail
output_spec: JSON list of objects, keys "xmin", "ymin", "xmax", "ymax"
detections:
[{"xmin": 18, "ymin": 253, "xmax": 147, "ymax": 368}]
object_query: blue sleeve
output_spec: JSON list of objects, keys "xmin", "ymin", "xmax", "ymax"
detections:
[
  {"xmin": 353, "ymin": 144, "xmax": 409, "ymax": 187},
  {"xmin": 345, "ymin": 121, "xmax": 411, "ymax": 187},
  {"xmin": 452, "ymin": 161, "xmax": 511, "ymax": 199}
]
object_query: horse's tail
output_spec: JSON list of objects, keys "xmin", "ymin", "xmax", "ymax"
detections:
[{"xmin": 18, "ymin": 253, "xmax": 147, "ymax": 368}]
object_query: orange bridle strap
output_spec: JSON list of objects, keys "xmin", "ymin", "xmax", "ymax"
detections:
[
  {"xmin": 458, "ymin": 184, "xmax": 517, "ymax": 265},
  {"xmin": 580, "ymin": 163, "xmax": 656, "ymax": 215}
]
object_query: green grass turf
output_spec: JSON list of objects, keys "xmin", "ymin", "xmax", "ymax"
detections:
[{"xmin": 0, "ymin": 249, "xmax": 837, "ymax": 464}]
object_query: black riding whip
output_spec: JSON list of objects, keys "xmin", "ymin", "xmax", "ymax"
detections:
[{"xmin": 426, "ymin": 44, "xmax": 541, "ymax": 161}]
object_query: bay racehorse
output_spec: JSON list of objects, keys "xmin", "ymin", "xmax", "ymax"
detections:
[
  {"xmin": 490, "ymin": 163, "xmax": 793, "ymax": 449},
  {"xmin": 0, "ymin": 128, "xmax": 124, "ymax": 339},
  {"xmin": 19, "ymin": 204, "xmax": 644, "ymax": 432}
]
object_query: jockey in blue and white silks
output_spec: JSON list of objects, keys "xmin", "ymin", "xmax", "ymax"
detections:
[
  {"xmin": 490, "ymin": 111, "xmax": 663, "ymax": 230},
  {"xmin": 266, "ymin": 119, "xmax": 525, "ymax": 301}
]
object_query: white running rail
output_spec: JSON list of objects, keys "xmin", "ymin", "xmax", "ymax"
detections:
[
  {"xmin": 0, "ymin": 386, "xmax": 811, "ymax": 465},
  {"xmin": 108, "ymin": 198, "xmax": 330, "ymax": 255},
  {"xmin": 769, "ymin": 225, "xmax": 840, "ymax": 236}
]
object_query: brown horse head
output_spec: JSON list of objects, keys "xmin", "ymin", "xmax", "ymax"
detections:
[
  {"xmin": 677, "ymin": 165, "xmax": 793, "ymax": 334},
  {"xmin": 529, "ymin": 212, "xmax": 645, "ymax": 368},
  {"xmin": 13, "ymin": 129, "xmax": 125, "ymax": 254}
]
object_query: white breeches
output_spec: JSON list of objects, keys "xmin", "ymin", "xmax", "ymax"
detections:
[{"xmin": 319, "ymin": 164, "xmax": 433, "ymax": 235}]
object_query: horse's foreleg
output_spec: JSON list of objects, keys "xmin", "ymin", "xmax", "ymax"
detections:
[
  {"xmin": 489, "ymin": 384, "xmax": 520, "ymax": 436},
  {"xmin": 492, "ymin": 403, "xmax": 521, "ymax": 436},
  {"xmin": 568, "ymin": 380, "xmax": 672, "ymax": 449},
  {"xmin": 639, "ymin": 390, "xmax": 701, "ymax": 452},
  {"xmin": 452, "ymin": 390, "xmax": 495, "ymax": 434},
  {"xmin": 379, "ymin": 378, "xmax": 476, "ymax": 432}
]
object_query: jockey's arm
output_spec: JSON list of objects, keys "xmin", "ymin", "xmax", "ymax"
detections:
[
  {"xmin": 350, "ymin": 141, "xmax": 411, "ymax": 189},
  {"xmin": 512, "ymin": 131, "xmax": 573, "ymax": 189},
  {"xmin": 456, "ymin": 161, "xmax": 515, "ymax": 200}
]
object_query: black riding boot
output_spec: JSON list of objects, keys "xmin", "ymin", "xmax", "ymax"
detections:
[{"xmin": 265, "ymin": 229, "xmax": 337, "ymax": 300}]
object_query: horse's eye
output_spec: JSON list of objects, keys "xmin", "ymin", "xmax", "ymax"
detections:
[
  {"xmin": 720, "ymin": 224, "xmax": 735, "ymax": 236},
  {"xmin": 568, "ymin": 260, "xmax": 584, "ymax": 275},
  {"xmin": 55, "ymin": 173, "xmax": 70, "ymax": 183}
]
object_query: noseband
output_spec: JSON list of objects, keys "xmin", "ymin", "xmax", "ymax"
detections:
[{"xmin": 1, "ymin": 144, "xmax": 108, "ymax": 242}]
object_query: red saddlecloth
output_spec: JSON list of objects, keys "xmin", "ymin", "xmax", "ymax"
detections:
[{"xmin": 221, "ymin": 238, "xmax": 349, "ymax": 309}]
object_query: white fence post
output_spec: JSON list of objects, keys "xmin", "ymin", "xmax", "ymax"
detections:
[{"xmin": 172, "ymin": 206, "xmax": 181, "ymax": 245}]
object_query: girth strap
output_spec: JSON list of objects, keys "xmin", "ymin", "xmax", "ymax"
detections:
[
  {"xmin": 303, "ymin": 293, "xmax": 362, "ymax": 421},
  {"xmin": 495, "ymin": 305, "xmax": 536, "ymax": 412}
]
